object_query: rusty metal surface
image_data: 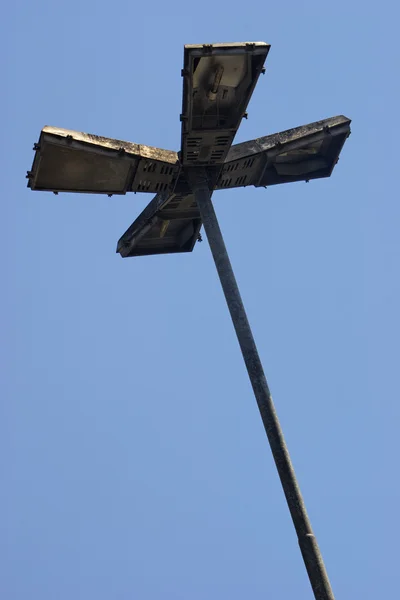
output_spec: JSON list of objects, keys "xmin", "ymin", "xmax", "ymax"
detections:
[
  {"xmin": 40, "ymin": 126, "xmax": 178, "ymax": 163},
  {"xmin": 225, "ymin": 116, "xmax": 349, "ymax": 162}
]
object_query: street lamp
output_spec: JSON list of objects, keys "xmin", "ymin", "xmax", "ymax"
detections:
[{"xmin": 27, "ymin": 42, "xmax": 351, "ymax": 600}]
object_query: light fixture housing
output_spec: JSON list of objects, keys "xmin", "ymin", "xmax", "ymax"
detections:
[
  {"xmin": 117, "ymin": 187, "xmax": 202, "ymax": 258},
  {"xmin": 180, "ymin": 42, "xmax": 270, "ymax": 166},
  {"xmin": 27, "ymin": 126, "xmax": 179, "ymax": 195},
  {"xmin": 216, "ymin": 115, "xmax": 351, "ymax": 190}
]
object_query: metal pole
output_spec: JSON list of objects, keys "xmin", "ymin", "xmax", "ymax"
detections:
[{"xmin": 192, "ymin": 174, "xmax": 335, "ymax": 600}]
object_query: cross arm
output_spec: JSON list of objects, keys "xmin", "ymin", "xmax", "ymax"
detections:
[{"xmin": 27, "ymin": 126, "xmax": 179, "ymax": 196}]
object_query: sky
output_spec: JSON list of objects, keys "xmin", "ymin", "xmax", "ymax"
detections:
[{"xmin": 2, "ymin": 1, "xmax": 399, "ymax": 599}]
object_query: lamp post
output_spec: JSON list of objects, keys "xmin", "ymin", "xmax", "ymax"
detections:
[{"xmin": 27, "ymin": 42, "xmax": 351, "ymax": 600}]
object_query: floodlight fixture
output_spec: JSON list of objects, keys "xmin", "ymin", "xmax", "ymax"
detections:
[
  {"xmin": 28, "ymin": 126, "xmax": 179, "ymax": 195},
  {"xmin": 181, "ymin": 42, "xmax": 270, "ymax": 166},
  {"xmin": 218, "ymin": 115, "xmax": 350, "ymax": 189},
  {"xmin": 27, "ymin": 41, "xmax": 351, "ymax": 600}
]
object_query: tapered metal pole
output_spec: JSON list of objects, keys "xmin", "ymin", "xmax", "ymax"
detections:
[{"xmin": 191, "ymin": 172, "xmax": 335, "ymax": 600}]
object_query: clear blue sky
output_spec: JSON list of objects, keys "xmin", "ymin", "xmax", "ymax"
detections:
[{"xmin": 2, "ymin": 2, "xmax": 399, "ymax": 599}]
